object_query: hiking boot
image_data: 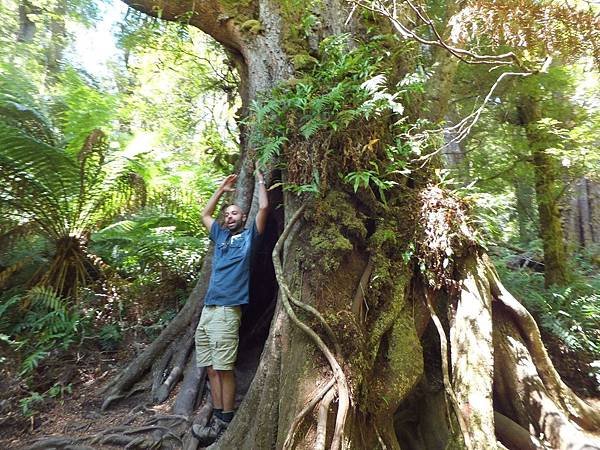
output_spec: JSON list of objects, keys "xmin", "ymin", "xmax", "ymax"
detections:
[{"xmin": 191, "ymin": 416, "xmax": 228, "ymax": 446}]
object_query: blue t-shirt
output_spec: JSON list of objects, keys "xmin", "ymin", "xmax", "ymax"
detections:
[{"xmin": 204, "ymin": 221, "xmax": 259, "ymax": 306}]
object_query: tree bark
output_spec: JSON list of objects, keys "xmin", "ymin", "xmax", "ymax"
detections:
[
  {"xmin": 518, "ymin": 94, "xmax": 570, "ymax": 287},
  {"xmin": 564, "ymin": 178, "xmax": 600, "ymax": 251},
  {"xmin": 514, "ymin": 176, "xmax": 537, "ymax": 246},
  {"xmin": 17, "ymin": 0, "xmax": 37, "ymax": 43}
]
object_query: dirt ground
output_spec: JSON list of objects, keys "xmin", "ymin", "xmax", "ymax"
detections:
[
  {"xmin": 1, "ymin": 327, "xmax": 597, "ymax": 449},
  {"xmin": 0, "ymin": 342, "xmax": 195, "ymax": 450}
]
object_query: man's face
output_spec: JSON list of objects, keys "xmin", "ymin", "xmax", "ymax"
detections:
[{"xmin": 224, "ymin": 205, "xmax": 246, "ymax": 234}]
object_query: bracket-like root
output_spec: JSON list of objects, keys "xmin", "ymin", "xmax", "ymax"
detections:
[{"xmin": 424, "ymin": 290, "xmax": 473, "ymax": 450}]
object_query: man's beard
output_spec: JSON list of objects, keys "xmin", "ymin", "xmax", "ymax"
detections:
[{"xmin": 227, "ymin": 219, "xmax": 244, "ymax": 233}]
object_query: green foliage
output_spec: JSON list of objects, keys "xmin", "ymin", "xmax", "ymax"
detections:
[
  {"xmin": 496, "ymin": 261, "xmax": 600, "ymax": 357},
  {"xmin": 54, "ymin": 69, "xmax": 118, "ymax": 154},
  {"xmin": 19, "ymin": 383, "xmax": 72, "ymax": 417},
  {"xmin": 0, "ymin": 62, "xmax": 141, "ymax": 296},
  {"xmin": 0, "ymin": 286, "xmax": 81, "ymax": 377},
  {"xmin": 0, "ymin": 1, "xmax": 243, "ymax": 420},
  {"xmin": 91, "ymin": 207, "xmax": 208, "ymax": 282},
  {"xmin": 98, "ymin": 323, "xmax": 123, "ymax": 351},
  {"xmin": 248, "ymin": 35, "xmax": 412, "ymax": 192},
  {"xmin": 344, "ymin": 162, "xmax": 398, "ymax": 204}
]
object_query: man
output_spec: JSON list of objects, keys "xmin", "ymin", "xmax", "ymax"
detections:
[{"xmin": 192, "ymin": 168, "xmax": 269, "ymax": 445}]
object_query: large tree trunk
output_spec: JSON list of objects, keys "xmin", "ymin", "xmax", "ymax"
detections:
[{"xmin": 94, "ymin": 2, "xmax": 600, "ymax": 449}]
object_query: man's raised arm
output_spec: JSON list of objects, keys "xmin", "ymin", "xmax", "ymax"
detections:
[
  {"xmin": 201, "ymin": 174, "xmax": 237, "ymax": 231},
  {"xmin": 255, "ymin": 167, "xmax": 269, "ymax": 235}
]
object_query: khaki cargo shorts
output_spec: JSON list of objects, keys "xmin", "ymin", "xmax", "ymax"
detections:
[{"xmin": 195, "ymin": 305, "xmax": 242, "ymax": 371}]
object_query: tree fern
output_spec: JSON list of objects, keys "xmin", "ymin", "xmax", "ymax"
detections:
[{"xmin": 0, "ymin": 64, "xmax": 140, "ymax": 297}]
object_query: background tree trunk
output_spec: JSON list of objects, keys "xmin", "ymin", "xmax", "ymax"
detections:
[
  {"xmin": 514, "ymin": 177, "xmax": 537, "ymax": 246},
  {"xmin": 17, "ymin": 0, "xmax": 37, "ymax": 43},
  {"xmin": 564, "ymin": 178, "xmax": 600, "ymax": 251},
  {"xmin": 518, "ymin": 94, "xmax": 570, "ymax": 287}
]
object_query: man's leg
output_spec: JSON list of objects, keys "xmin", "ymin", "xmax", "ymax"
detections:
[
  {"xmin": 218, "ymin": 369, "xmax": 235, "ymax": 416},
  {"xmin": 211, "ymin": 307, "xmax": 241, "ymax": 423},
  {"xmin": 207, "ymin": 366, "xmax": 223, "ymax": 411},
  {"xmin": 196, "ymin": 306, "xmax": 218, "ymax": 408}
]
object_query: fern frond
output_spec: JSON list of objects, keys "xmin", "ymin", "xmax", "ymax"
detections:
[
  {"xmin": 27, "ymin": 286, "xmax": 66, "ymax": 313},
  {"xmin": 20, "ymin": 349, "xmax": 49, "ymax": 375},
  {"xmin": 300, "ymin": 119, "xmax": 323, "ymax": 140}
]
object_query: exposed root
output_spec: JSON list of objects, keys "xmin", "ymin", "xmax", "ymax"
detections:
[
  {"xmin": 87, "ymin": 423, "xmax": 184, "ymax": 448},
  {"xmin": 283, "ymin": 378, "xmax": 336, "ymax": 449},
  {"xmin": 315, "ymin": 386, "xmax": 336, "ymax": 450},
  {"xmin": 494, "ymin": 411, "xmax": 547, "ymax": 450},
  {"xmin": 144, "ymin": 414, "xmax": 190, "ymax": 426},
  {"xmin": 153, "ymin": 330, "xmax": 194, "ymax": 403},
  {"xmin": 92, "ymin": 434, "xmax": 136, "ymax": 446},
  {"xmin": 279, "ymin": 276, "xmax": 341, "ymax": 356},
  {"xmin": 26, "ymin": 436, "xmax": 77, "ymax": 449},
  {"xmin": 351, "ymin": 256, "xmax": 374, "ymax": 323},
  {"xmin": 273, "ymin": 204, "xmax": 350, "ymax": 450},
  {"xmin": 483, "ymin": 255, "xmax": 600, "ymax": 432},
  {"xmin": 150, "ymin": 339, "xmax": 177, "ymax": 396},
  {"xmin": 173, "ymin": 356, "xmax": 205, "ymax": 415},
  {"xmin": 101, "ymin": 393, "xmax": 126, "ymax": 411},
  {"xmin": 128, "ymin": 381, "xmax": 153, "ymax": 398},
  {"xmin": 101, "ymin": 255, "xmax": 212, "ymax": 411},
  {"xmin": 450, "ymin": 256, "xmax": 496, "ymax": 449},
  {"xmin": 424, "ymin": 290, "xmax": 472, "ymax": 450}
]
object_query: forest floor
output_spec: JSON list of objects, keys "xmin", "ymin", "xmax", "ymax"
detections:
[
  {"xmin": 0, "ymin": 338, "xmax": 189, "ymax": 450},
  {"xmin": 1, "ymin": 321, "xmax": 598, "ymax": 449}
]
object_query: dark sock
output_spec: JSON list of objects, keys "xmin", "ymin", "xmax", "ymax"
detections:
[
  {"xmin": 213, "ymin": 408, "xmax": 223, "ymax": 421},
  {"xmin": 221, "ymin": 411, "xmax": 234, "ymax": 423}
]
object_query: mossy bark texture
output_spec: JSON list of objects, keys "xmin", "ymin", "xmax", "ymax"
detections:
[{"xmin": 518, "ymin": 94, "xmax": 570, "ymax": 287}]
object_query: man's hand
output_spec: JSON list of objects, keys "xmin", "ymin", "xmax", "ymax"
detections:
[
  {"xmin": 202, "ymin": 174, "xmax": 237, "ymax": 231},
  {"xmin": 254, "ymin": 163, "xmax": 268, "ymax": 234},
  {"xmin": 254, "ymin": 162, "xmax": 265, "ymax": 181},
  {"xmin": 219, "ymin": 174, "xmax": 237, "ymax": 193}
]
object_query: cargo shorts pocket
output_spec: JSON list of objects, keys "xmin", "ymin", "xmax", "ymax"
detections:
[{"xmin": 211, "ymin": 307, "xmax": 241, "ymax": 370}]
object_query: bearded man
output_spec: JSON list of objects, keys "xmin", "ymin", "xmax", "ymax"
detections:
[{"xmin": 192, "ymin": 168, "xmax": 269, "ymax": 445}]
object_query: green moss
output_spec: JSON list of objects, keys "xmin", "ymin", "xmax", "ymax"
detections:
[
  {"xmin": 369, "ymin": 225, "xmax": 398, "ymax": 250},
  {"xmin": 305, "ymin": 192, "xmax": 368, "ymax": 273},
  {"xmin": 275, "ymin": 0, "xmax": 322, "ymax": 66},
  {"xmin": 219, "ymin": 0, "xmax": 256, "ymax": 25},
  {"xmin": 292, "ymin": 53, "xmax": 319, "ymax": 71},
  {"xmin": 367, "ymin": 265, "xmax": 408, "ymax": 356},
  {"xmin": 385, "ymin": 310, "xmax": 423, "ymax": 393},
  {"xmin": 444, "ymin": 428, "xmax": 467, "ymax": 450},
  {"xmin": 309, "ymin": 225, "xmax": 353, "ymax": 272},
  {"xmin": 240, "ymin": 19, "xmax": 264, "ymax": 34},
  {"xmin": 311, "ymin": 192, "xmax": 367, "ymax": 238}
]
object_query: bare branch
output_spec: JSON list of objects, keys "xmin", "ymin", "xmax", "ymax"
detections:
[
  {"xmin": 348, "ymin": 0, "xmax": 521, "ymax": 66},
  {"xmin": 410, "ymin": 70, "xmax": 532, "ymax": 170}
]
